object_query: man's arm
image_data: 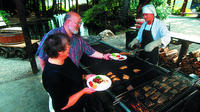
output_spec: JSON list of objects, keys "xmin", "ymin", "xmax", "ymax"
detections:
[
  {"xmin": 61, "ymin": 88, "xmax": 95, "ymax": 110},
  {"xmin": 89, "ymin": 51, "xmax": 111, "ymax": 60},
  {"xmin": 38, "ymin": 57, "xmax": 46, "ymax": 71}
]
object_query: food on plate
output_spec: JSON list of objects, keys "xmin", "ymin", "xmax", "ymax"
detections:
[
  {"xmin": 87, "ymin": 75, "xmax": 112, "ymax": 91},
  {"xmin": 88, "ymin": 81, "xmax": 97, "ymax": 89},
  {"xmin": 110, "ymin": 75, "xmax": 116, "ymax": 79},
  {"xmin": 122, "ymin": 74, "xmax": 129, "ymax": 80},
  {"xmin": 119, "ymin": 52, "xmax": 131, "ymax": 55},
  {"xmin": 106, "ymin": 72, "xmax": 113, "ymax": 76},
  {"xmin": 110, "ymin": 53, "xmax": 127, "ymax": 61},
  {"xmin": 133, "ymin": 68, "xmax": 141, "ymax": 73},
  {"xmin": 120, "ymin": 65, "xmax": 128, "ymax": 70},
  {"xmin": 93, "ymin": 75, "xmax": 103, "ymax": 84},
  {"xmin": 112, "ymin": 77, "xmax": 120, "ymax": 82}
]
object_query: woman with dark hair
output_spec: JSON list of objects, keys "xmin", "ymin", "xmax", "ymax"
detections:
[{"xmin": 42, "ymin": 33, "xmax": 96, "ymax": 112}]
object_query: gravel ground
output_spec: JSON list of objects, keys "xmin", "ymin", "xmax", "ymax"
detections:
[{"xmin": 0, "ymin": 57, "xmax": 41, "ymax": 84}]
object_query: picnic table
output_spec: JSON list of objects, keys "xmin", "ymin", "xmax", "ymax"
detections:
[{"xmin": 170, "ymin": 31, "xmax": 200, "ymax": 65}]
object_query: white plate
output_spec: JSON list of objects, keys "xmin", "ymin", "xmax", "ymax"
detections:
[
  {"xmin": 86, "ymin": 75, "xmax": 112, "ymax": 91},
  {"xmin": 109, "ymin": 53, "xmax": 127, "ymax": 61}
]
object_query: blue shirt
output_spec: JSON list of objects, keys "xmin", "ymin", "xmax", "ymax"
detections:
[{"xmin": 36, "ymin": 26, "xmax": 95, "ymax": 66}]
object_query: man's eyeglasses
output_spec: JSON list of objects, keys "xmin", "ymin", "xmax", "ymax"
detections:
[{"xmin": 69, "ymin": 19, "xmax": 81, "ymax": 25}]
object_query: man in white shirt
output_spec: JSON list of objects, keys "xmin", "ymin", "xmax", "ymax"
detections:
[{"xmin": 129, "ymin": 4, "xmax": 171, "ymax": 64}]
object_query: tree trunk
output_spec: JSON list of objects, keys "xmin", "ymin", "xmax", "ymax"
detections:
[
  {"xmin": 136, "ymin": 0, "xmax": 152, "ymax": 18},
  {"xmin": 33, "ymin": 0, "xmax": 40, "ymax": 17},
  {"xmin": 172, "ymin": 0, "xmax": 176, "ymax": 10},
  {"xmin": 71, "ymin": 0, "xmax": 74, "ymax": 11},
  {"xmin": 167, "ymin": 0, "xmax": 171, "ymax": 5},
  {"xmin": 14, "ymin": 0, "xmax": 39, "ymax": 74},
  {"xmin": 51, "ymin": 0, "xmax": 57, "ymax": 14},
  {"xmin": 119, "ymin": 0, "xmax": 130, "ymax": 25},
  {"xmin": 76, "ymin": 0, "xmax": 79, "ymax": 12},
  {"xmin": 64, "ymin": 0, "xmax": 66, "ymax": 10},
  {"xmin": 181, "ymin": 0, "xmax": 188, "ymax": 16},
  {"xmin": 92, "ymin": 0, "xmax": 98, "ymax": 5},
  {"xmin": 86, "ymin": 0, "xmax": 89, "ymax": 6},
  {"xmin": 68, "ymin": 0, "xmax": 71, "ymax": 11},
  {"xmin": 41, "ymin": 0, "xmax": 46, "ymax": 16}
]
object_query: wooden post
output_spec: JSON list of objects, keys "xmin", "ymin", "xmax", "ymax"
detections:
[{"xmin": 14, "ymin": 0, "xmax": 39, "ymax": 74}]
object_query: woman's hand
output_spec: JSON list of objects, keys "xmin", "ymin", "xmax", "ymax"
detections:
[
  {"xmin": 82, "ymin": 87, "xmax": 96, "ymax": 94},
  {"xmin": 83, "ymin": 74, "xmax": 96, "ymax": 80},
  {"xmin": 103, "ymin": 53, "xmax": 112, "ymax": 60}
]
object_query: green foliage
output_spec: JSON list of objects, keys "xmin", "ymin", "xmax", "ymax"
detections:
[
  {"xmin": 151, "ymin": 0, "xmax": 172, "ymax": 20},
  {"xmin": 172, "ymin": 8, "xmax": 181, "ymax": 15},
  {"xmin": 82, "ymin": 0, "xmax": 123, "ymax": 32},
  {"xmin": 130, "ymin": 0, "xmax": 139, "ymax": 13},
  {"xmin": 0, "ymin": 10, "xmax": 9, "ymax": 24}
]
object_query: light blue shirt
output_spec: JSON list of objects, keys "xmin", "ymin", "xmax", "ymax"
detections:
[{"xmin": 136, "ymin": 18, "xmax": 171, "ymax": 48}]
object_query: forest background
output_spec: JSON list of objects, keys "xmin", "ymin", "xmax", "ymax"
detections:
[{"xmin": 0, "ymin": 0, "xmax": 200, "ymax": 34}]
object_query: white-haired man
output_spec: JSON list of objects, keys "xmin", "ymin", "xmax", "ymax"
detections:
[{"xmin": 129, "ymin": 4, "xmax": 171, "ymax": 64}]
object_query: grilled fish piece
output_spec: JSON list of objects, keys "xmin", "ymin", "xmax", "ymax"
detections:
[
  {"xmin": 112, "ymin": 77, "xmax": 120, "ymax": 82},
  {"xmin": 161, "ymin": 76, "xmax": 168, "ymax": 82},
  {"xmin": 106, "ymin": 72, "xmax": 113, "ymax": 76},
  {"xmin": 122, "ymin": 74, "xmax": 129, "ymax": 80},
  {"xmin": 120, "ymin": 52, "xmax": 131, "ymax": 55},
  {"xmin": 120, "ymin": 65, "xmax": 128, "ymax": 70},
  {"xmin": 163, "ymin": 86, "xmax": 172, "ymax": 93},
  {"xmin": 134, "ymin": 91, "xmax": 140, "ymax": 98},
  {"xmin": 145, "ymin": 100, "xmax": 155, "ymax": 107},
  {"xmin": 172, "ymin": 81, "xmax": 180, "ymax": 87},
  {"xmin": 168, "ymin": 89, "xmax": 178, "ymax": 100},
  {"xmin": 157, "ymin": 95, "xmax": 167, "ymax": 104},
  {"xmin": 158, "ymin": 83, "xmax": 167, "ymax": 89},
  {"xmin": 150, "ymin": 91, "xmax": 161, "ymax": 100},
  {"xmin": 171, "ymin": 75, "xmax": 180, "ymax": 79},
  {"xmin": 133, "ymin": 68, "xmax": 141, "ymax": 73},
  {"xmin": 168, "ymin": 78, "xmax": 176, "ymax": 83},
  {"xmin": 143, "ymin": 85, "xmax": 152, "ymax": 92},
  {"xmin": 170, "ymin": 89, "xmax": 178, "ymax": 94},
  {"xmin": 145, "ymin": 88, "xmax": 157, "ymax": 97},
  {"xmin": 179, "ymin": 84, "xmax": 187, "ymax": 91},
  {"xmin": 152, "ymin": 80, "xmax": 160, "ymax": 86},
  {"xmin": 110, "ymin": 75, "xmax": 116, "ymax": 79}
]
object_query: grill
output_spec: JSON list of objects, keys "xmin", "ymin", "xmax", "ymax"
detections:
[
  {"xmin": 80, "ymin": 42, "xmax": 198, "ymax": 112},
  {"xmin": 116, "ymin": 70, "xmax": 196, "ymax": 112}
]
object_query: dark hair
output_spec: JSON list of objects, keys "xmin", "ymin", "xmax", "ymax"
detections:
[{"xmin": 44, "ymin": 33, "xmax": 70, "ymax": 58}]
